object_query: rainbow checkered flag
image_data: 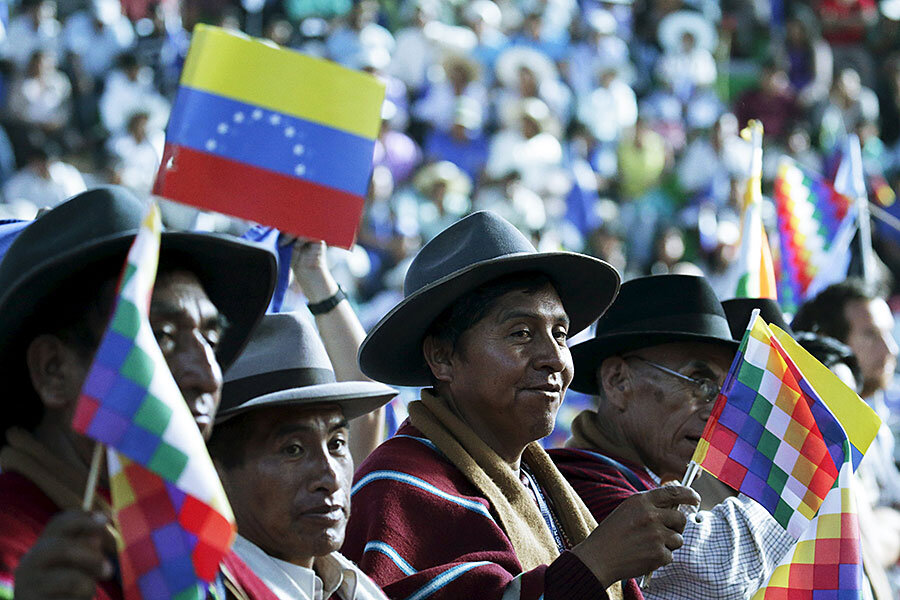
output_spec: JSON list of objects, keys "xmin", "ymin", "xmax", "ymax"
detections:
[
  {"xmin": 692, "ymin": 314, "xmax": 880, "ymax": 597},
  {"xmin": 773, "ymin": 158, "xmax": 856, "ymax": 313},
  {"xmin": 734, "ymin": 120, "xmax": 778, "ymax": 299},
  {"xmin": 71, "ymin": 202, "xmax": 236, "ymax": 600}
]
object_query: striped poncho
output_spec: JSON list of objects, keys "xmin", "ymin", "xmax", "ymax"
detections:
[{"xmin": 342, "ymin": 421, "xmax": 612, "ymax": 600}]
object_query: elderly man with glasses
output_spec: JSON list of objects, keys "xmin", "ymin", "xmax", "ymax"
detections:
[{"xmin": 549, "ymin": 275, "xmax": 797, "ymax": 600}]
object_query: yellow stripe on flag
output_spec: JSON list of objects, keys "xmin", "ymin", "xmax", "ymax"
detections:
[
  {"xmin": 771, "ymin": 325, "xmax": 881, "ymax": 457},
  {"xmin": 180, "ymin": 25, "xmax": 385, "ymax": 140}
]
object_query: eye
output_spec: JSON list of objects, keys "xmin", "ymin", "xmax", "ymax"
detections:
[
  {"xmin": 282, "ymin": 443, "xmax": 304, "ymax": 457},
  {"xmin": 203, "ymin": 328, "xmax": 222, "ymax": 350},
  {"xmin": 553, "ymin": 328, "xmax": 569, "ymax": 342},
  {"xmin": 329, "ymin": 437, "xmax": 348, "ymax": 454},
  {"xmin": 511, "ymin": 328, "xmax": 531, "ymax": 339},
  {"xmin": 153, "ymin": 328, "xmax": 176, "ymax": 353}
]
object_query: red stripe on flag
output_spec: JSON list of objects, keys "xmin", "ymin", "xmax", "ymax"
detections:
[{"xmin": 154, "ymin": 144, "xmax": 366, "ymax": 249}]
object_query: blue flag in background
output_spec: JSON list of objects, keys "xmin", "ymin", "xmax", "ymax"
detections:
[{"xmin": 241, "ymin": 225, "xmax": 293, "ymax": 313}]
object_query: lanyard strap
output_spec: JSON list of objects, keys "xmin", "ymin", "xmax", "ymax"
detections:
[
  {"xmin": 570, "ymin": 449, "xmax": 653, "ymax": 492},
  {"xmin": 520, "ymin": 465, "xmax": 568, "ymax": 552}
]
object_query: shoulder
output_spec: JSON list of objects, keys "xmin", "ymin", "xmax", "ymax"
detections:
[{"xmin": 0, "ymin": 471, "xmax": 59, "ymax": 576}]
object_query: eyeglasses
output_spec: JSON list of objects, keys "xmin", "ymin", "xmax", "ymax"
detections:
[{"xmin": 625, "ymin": 356, "xmax": 721, "ymax": 404}]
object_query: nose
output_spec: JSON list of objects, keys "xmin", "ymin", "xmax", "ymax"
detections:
[
  {"xmin": 307, "ymin": 449, "xmax": 341, "ymax": 495},
  {"xmin": 170, "ymin": 330, "xmax": 223, "ymax": 405},
  {"xmin": 533, "ymin": 330, "xmax": 570, "ymax": 375}
]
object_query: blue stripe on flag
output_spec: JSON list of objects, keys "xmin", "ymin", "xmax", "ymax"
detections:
[
  {"xmin": 352, "ymin": 471, "xmax": 495, "ymax": 522},
  {"xmin": 166, "ymin": 86, "xmax": 375, "ymax": 196},
  {"xmin": 364, "ymin": 541, "xmax": 417, "ymax": 576},
  {"xmin": 404, "ymin": 562, "xmax": 492, "ymax": 600}
]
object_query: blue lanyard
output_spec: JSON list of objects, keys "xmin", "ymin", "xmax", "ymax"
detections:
[
  {"xmin": 570, "ymin": 449, "xmax": 652, "ymax": 492},
  {"xmin": 521, "ymin": 465, "xmax": 567, "ymax": 552}
]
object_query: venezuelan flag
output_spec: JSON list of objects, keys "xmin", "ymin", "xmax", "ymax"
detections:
[{"xmin": 154, "ymin": 25, "xmax": 386, "ymax": 248}]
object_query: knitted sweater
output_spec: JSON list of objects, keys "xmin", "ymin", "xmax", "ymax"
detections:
[{"xmin": 342, "ymin": 422, "xmax": 610, "ymax": 600}]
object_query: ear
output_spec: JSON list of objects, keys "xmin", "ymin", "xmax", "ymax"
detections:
[
  {"xmin": 422, "ymin": 335, "xmax": 455, "ymax": 384},
  {"xmin": 598, "ymin": 356, "xmax": 632, "ymax": 411},
  {"xmin": 26, "ymin": 334, "xmax": 85, "ymax": 411}
]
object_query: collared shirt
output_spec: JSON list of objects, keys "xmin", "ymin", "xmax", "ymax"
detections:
[{"xmin": 231, "ymin": 534, "xmax": 387, "ymax": 600}]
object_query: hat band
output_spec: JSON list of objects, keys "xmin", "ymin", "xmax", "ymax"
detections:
[
  {"xmin": 598, "ymin": 313, "xmax": 730, "ymax": 338},
  {"xmin": 223, "ymin": 367, "xmax": 336, "ymax": 408}
]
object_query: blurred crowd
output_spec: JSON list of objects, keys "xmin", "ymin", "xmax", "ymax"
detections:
[{"xmin": 4, "ymin": 0, "xmax": 900, "ymax": 323}]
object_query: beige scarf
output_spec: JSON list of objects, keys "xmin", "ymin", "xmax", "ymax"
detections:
[
  {"xmin": 565, "ymin": 409, "xmax": 610, "ymax": 451},
  {"xmin": 408, "ymin": 391, "xmax": 622, "ymax": 599}
]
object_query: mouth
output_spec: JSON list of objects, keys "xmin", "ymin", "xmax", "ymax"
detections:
[{"xmin": 300, "ymin": 505, "xmax": 345, "ymax": 523}]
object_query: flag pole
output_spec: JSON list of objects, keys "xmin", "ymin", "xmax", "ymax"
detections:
[
  {"xmin": 82, "ymin": 442, "xmax": 104, "ymax": 511},
  {"xmin": 848, "ymin": 135, "xmax": 875, "ymax": 284}
]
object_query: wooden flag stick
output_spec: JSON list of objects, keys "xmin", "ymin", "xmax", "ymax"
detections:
[{"xmin": 82, "ymin": 442, "xmax": 104, "ymax": 511}]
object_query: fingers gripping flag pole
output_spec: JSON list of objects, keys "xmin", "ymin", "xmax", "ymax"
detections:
[{"xmin": 72, "ymin": 202, "xmax": 236, "ymax": 600}]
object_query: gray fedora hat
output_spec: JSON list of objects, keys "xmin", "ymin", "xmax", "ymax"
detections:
[
  {"xmin": 358, "ymin": 210, "xmax": 621, "ymax": 386},
  {"xmin": 219, "ymin": 312, "xmax": 397, "ymax": 421}
]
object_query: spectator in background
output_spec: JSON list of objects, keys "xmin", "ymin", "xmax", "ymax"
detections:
[
  {"xmin": 818, "ymin": 68, "xmax": 880, "ymax": 151},
  {"xmin": 486, "ymin": 97, "xmax": 565, "ymax": 197},
  {"xmin": 677, "ymin": 112, "xmax": 752, "ymax": 206},
  {"xmin": 106, "ymin": 110, "xmax": 163, "ymax": 194},
  {"xmin": 373, "ymin": 100, "xmax": 421, "ymax": 185},
  {"xmin": 62, "ymin": 0, "xmax": 135, "ymax": 82},
  {"xmin": 782, "ymin": 13, "xmax": 833, "ymax": 108},
  {"xmin": 99, "ymin": 51, "xmax": 169, "ymax": 134},
  {"xmin": 818, "ymin": 0, "xmax": 878, "ymax": 87},
  {"xmin": 576, "ymin": 65, "xmax": 637, "ymax": 150},
  {"xmin": 6, "ymin": 49, "xmax": 71, "ymax": 137},
  {"xmin": 413, "ymin": 52, "xmax": 486, "ymax": 134},
  {"xmin": 2, "ymin": 0, "xmax": 60, "ymax": 70},
  {"xmin": 655, "ymin": 30, "xmax": 716, "ymax": 103},
  {"xmin": 735, "ymin": 59, "xmax": 798, "ymax": 142},
  {"xmin": 2, "ymin": 139, "xmax": 85, "ymax": 208},
  {"xmin": 566, "ymin": 9, "xmax": 629, "ymax": 98},
  {"xmin": 423, "ymin": 96, "xmax": 488, "ymax": 183},
  {"xmin": 462, "ymin": 0, "xmax": 507, "ymax": 81},
  {"xmin": 396, "ymin": 160, "xmax": 471, "ymax": 243},
  {"xmin": 617, "ymin": 116, "xmax": 667, "ymax": 201},
  {"xmin": 389, "ymin": 0, "xmax": 439, "ymax": 94},
  {"xmin": 494, "ymin": 46, "xmax": 572, "ymax": 129},
  {"xmin": 325, "ymin": 0, "xmax": 393, "ymax": 67}
]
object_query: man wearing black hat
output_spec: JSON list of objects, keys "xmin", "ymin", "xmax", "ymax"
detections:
[
  {"xmin": 343, "ymin": 211, "xmax": 701, "ymax": 600},
  {"xmin": 550, "ymin": 275, "xmax": 796, "ymax": 600},
  {"xmin": 0, "ymin": 187, "xmax": 277, "ymax": 600},
  {"xmin": 208, "ymin": 312, "xmax": 397, "ymax": 600}
]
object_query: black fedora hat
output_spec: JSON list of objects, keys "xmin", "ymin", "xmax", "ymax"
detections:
[
  {"xmin": 0, "ymin": 186, "xmax": 276, "ymax": 385},
  {"xmin": 570, "ymin": 274, "xmax": 739, "ymax": 394},
  {"xmin": 219, "ymin": 313, "xmax": 397, "ymax": 421},
  {"xmin": 721, "ymin": 298, "xmax": 793, "ymax": 341},
  {"xmin": 358, "ymin": 211, "xmax": 620, "ymax": 386}
]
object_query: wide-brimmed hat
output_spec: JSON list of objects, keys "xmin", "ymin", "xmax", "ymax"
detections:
[
  {"xmin": 570, "ymin": 274, "xmax": 738, "ymax": 394},
  {"xmin": 658, "ymin": 10, "xmax": 717, "ymax": 53},
  {"xmin": 722, "ymin": 297, "xmax": 793, "ymax": 341},
  {"xmin": 495, "ymin": 46, "xmax": 559, "ymax": 90},
  {"xmin": 219, "ymin": 312, "xmax": 397, "ymax": 421},
  {"xmin": 0, "ymin": 186, "xmax": 276, "ymax": 386},
  {"xmin": 358, "ymin": 210, "xmax": 620, "ymax": 386}
]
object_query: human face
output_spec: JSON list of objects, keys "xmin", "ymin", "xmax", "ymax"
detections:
[
  {"xmin": 149, "ymin": 270, "xmax": 226, "ymax": 439},
  {"xmin": 844, "ymin": 298, "xmax": 898, "ymax": 397},
  {"xmin": 440, "ymin": 283, "xmax": 572, "ymax": 464},
  {"xmin": 615, "ymin": 341, "xmax": 734, "ymax": 480},
  {"xmin": 217, "ymin": 406, "xmax": 352, "ymax": 568}
]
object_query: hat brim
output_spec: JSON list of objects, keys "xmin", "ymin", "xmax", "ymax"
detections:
[
  {"xmin": 359, "ymin": 252, "xmax": 620, "ymax": 386},
  {"xmin": 0, "ymin": 229, "xmax": 275, "ymax": 373},
  {"xmin": 570, "ymin": 331, "xmax": 740, "ymax": 394},
  {"xmin": 215, "ymin": 380, "xmax": 398, "ymax": 422}
]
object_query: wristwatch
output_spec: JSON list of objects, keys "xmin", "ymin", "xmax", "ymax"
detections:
[{"xmin": 307, "ymin": 285, "xmax": 347, "ymax": 315}]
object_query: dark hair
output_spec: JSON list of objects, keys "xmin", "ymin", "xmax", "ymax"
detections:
[
  {"xmin": 425, "ymin": 271, "xmax": 554, "ymax": 354},
  {"xmin": 794, "ymin": 331, "xmax": 862, "ymax": 393},
  {"xmin": 791, "ymin": 278, "xmax": 882, "ymax": 342},
  {"xmin": 6, "ymin": 265, "xmax": 121, "ymax": 437},
  {"xmin": 207, "ymin": 414, "xmax": 249, "ymax": 470}
]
